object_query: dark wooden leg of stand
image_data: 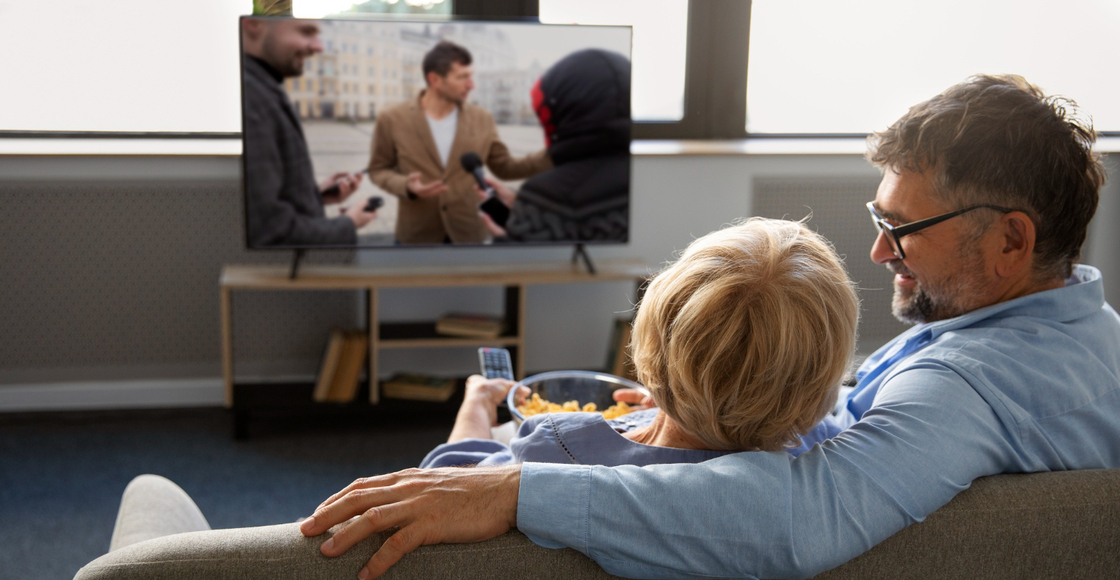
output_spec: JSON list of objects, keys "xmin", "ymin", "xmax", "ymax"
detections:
[
  {"xmin": 289, "ymin": 249, "xmax": 305, "ymax": 280},
  {"xmin": 571, "ymin": 243, "xmax": 597, "ymax": 274}
]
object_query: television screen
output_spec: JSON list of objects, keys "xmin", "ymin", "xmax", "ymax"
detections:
[{"xmin": 239, "ymin": 16, "xmax": 632, "ymax": 249}]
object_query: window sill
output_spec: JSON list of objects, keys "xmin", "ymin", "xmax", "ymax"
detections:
[
  {"xmin": 2, "ymin": 135, "xmax": 1117, "ymax": 157},
  {"xmin": 0, "ymin": 137, "xmax": 242, "ymax": 156}
]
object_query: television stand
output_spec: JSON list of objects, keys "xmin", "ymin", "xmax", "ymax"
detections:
[
  {"xmin": 219, "ymin": 260, "xmax": 650, "ymax": 438},
  {"xmin": 571, "ymin": 243, "xmax": 596, "ymax": 275}
]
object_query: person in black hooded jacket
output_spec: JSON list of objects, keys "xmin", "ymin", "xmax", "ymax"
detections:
[{"xmin": 477, "ymin": 48, "xmax": 631, "ymax": 242}]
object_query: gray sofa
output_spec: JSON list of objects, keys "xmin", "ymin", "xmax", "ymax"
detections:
[{"xmin": 75, "ymin": 468, "xmax": 1120, "ymax": 579}]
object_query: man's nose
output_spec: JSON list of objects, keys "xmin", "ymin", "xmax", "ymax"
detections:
[{"xmin": 870, "ymin": 230, "xmax": 896, "ymax": 265}]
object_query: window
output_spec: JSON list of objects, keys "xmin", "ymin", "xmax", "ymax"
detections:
[
  {"xmin": 747, "ymin": 0, "xmax": 1120, "ymax": 134},
  {"xmin": 3, "ymin": 0, "xmax": 758, "ymax": 148},
  {"xmin": 539, "ymin": 0, "xmax": 688, "ymax": 122},
  {"xmin": 0, "ymin": 0, "xmax": 250, "ymax": 134}
]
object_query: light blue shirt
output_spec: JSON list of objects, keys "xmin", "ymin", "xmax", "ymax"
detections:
[
  {"xmin": 517, "ymin": 265, "xmax": 1120, "ymax": 579},
  {"xmin": 420, "ymin": 409, "xmax": 733, "ymax": 468}
]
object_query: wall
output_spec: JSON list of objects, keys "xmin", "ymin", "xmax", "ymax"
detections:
[{"xmin": 1, "ymin": 150, "xmax": 1117, "ymax": 410}]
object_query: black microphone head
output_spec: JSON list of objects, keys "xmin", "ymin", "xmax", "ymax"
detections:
[{"xmin": 460, "ymin": 151, "xmax": 482, "ymax": 171}]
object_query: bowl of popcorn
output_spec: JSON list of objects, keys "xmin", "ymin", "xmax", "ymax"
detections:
[{"xmin": 507, "ymin": 370, "xmax": 649, "ymax": 426}]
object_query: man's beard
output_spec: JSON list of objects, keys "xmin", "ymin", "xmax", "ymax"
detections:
[
  {"xmin": 262, "ymin": 39, "xmax": 307, "ymax": 78},
  {"xmin": 433, "ymin": 83, "xmax": 466, "ymax": 105},
  {"xmin": 890, "ymin": 245, "xmax": 988, "ymax": 325},
  {"xmin": 271, "ymin": 53, "xmax": 306, "ymax": 78}
]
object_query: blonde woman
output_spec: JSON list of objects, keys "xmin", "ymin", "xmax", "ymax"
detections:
[{"xmin": 420, "ymin": 217, "xmax": 860, "ymax": 468}]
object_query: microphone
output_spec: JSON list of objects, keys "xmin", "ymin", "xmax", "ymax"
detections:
[
  {"xmin": 460, "ymin": 152, "xmax": 495, "ymax": 195},
  {"xmin": 462, "ymin": 151, "xmax": 511, "ymax": 228}
]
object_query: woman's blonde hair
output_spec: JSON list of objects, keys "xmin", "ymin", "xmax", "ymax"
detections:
[{"xmin": 630, "ymin": 218, "xmax": 859, "ymax": 451}]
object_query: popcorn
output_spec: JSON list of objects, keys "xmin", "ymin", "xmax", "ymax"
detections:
[{"xmin": 516, "ymin": 392, "xmax": 635, "ymax": 419}]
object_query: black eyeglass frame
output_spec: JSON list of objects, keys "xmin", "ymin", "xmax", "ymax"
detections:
[{"xmin": 866, "ymin": 201, "xmax": 1020, "ymax": 260}]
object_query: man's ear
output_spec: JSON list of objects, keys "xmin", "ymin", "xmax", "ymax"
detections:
[
  {"xmin": 242, "ymin": 18, "xmax": 264, "ymax": 42},
  {"xmin": 994, "ymin": 211, "xmax": 1036, "ymax": 279}
]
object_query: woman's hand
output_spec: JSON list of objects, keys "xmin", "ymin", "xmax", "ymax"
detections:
[
  {"xmin": 464, "ymin": 375, "xmax": 516, "ymax": 416},
  {"xmin": 447, "ymin": 375, "xmax": 524, "ymax": 443},
  {"xmin": 613, "ymin": 388, "xmax": 656, "ymax": 410}
]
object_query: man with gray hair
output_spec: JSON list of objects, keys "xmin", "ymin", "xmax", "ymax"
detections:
[{"xmin": 300, "ymin": 74, "xmax": 1120, "ymax": 578}]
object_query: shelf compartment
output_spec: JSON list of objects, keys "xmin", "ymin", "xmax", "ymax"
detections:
[{"xmin": 378, "ymin": 321, "xmax": 520, "ymax": 348}]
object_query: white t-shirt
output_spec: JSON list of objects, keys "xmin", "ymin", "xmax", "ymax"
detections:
[{"xmin": 426, "ymin": 108, "xmax": 459, "ymax": 168}]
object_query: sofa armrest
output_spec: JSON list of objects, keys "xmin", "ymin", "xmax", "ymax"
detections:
[
  {"xmin": 75, "ymin": 523, "xmax": 622, "ymax": 580},
  {"xmin": 815, "ymin": 468, "xmax": 1120, "ymax": 579}
]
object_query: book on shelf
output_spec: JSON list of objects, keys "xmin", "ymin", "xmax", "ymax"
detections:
[
  {"xmin": 435, "ymin": 312, "xmax": 506, "ymax": 338},
  {"xmin": 381, "ymin": 373, "xmax": 458, "ymax": 402},
  {"xmin": 326, "ymin": 330, "xmax": 368, "ymax": 403},
  {"xmin": 312, "ymin": 329, "xmax": 348, "ymax": 402},
  {"xmin": 606, "ymin": 317, "xmax": 637, "ymax": 381}
]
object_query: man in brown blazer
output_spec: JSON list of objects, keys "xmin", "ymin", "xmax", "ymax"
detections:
[{"xmin": 368, "ymin": 41, "xmax": 551, "ymax": 244}]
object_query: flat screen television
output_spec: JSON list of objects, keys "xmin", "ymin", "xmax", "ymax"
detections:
[{"xmin": 239, "ymin": 16, "xmax": 632, "ymax": 252}]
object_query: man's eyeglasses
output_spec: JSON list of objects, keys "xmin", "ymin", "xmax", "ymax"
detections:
[{"xmin": 866, "ymin": 201, "xmax": 1019, "ymax": 260}]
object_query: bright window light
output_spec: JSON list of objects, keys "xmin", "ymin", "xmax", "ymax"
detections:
[
  {"xmin": 294, "ymin": 0, "xmax": 368, "ymax": 17},
  {"xmin": 540, "ymin": 0, "xmax": 688, "ymax": 122},
  {"xmin": 0, "ymin": 0, "xmax": 252, "ymax": 133},
  {"xmin": 294, "ymin": 0, "xmax": 450, "ymax": 18},
  {"xmin": 747, "ymin": 0, "xmax": 1120, "ymax": 134}
]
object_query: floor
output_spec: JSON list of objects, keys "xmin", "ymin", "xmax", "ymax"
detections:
[{"xmin": 0, "ymin": 406, "xmax": 453, "ymax": 580}]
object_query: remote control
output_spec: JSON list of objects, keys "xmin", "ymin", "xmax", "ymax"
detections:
[{"xmin": 478, "ymin": 347, "xmax": 514, "ymax": 380}]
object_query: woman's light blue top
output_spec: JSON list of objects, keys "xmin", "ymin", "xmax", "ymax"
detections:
[{"xmin": 420, "ymin": 408, "xmax": 733, "ymax": 469}]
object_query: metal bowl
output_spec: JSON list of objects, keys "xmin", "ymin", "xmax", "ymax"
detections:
[{"xmin": 507, "ymin": 370, "xmax": 648, "ymax": 425}]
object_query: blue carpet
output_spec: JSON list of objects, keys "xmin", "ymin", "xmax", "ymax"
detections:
[{"xmin": 0, "ymin": 407, "xmax": 452, "ymax": 580}]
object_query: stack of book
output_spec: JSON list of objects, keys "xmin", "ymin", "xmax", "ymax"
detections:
[
  {"xmin": 381, "ymin": 373, "xmax": 458, "ymax": 402},
  {"xmin": 606, "ymin": 317, "xmax": 637, "ymax": 381},
  {"xmin": 435, "ymin": 312, "xmax": 506, "ymax": 338},
  {"xmin": 312, "ymin": 329, "xmax": 369, "ymax": 403}
]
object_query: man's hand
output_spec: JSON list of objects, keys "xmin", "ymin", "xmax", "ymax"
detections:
[
  {"xmin": 405, "ymin": 172, "xmax": 449, "ymax": 199},
  {"xmin": 343, "ymin": 200, "xmax": 378, "ymax": 229},
  {"xmin": 321, "ymin": 171, "xmax": 363, "ymax": 204},
  {"xmin": 476, "ymin": 178, "xmax": 516, "ymax": 238},
  {"xmin": 478, "ymin": 211, "xmax": 508, "ymax": 238},
  {"xmin": 482, "ymin": 177, "xmax": 517, "ymax": 208},
  {"xmin": 300, "ymin": 465, "xmax": 522, "ymax": 579}
]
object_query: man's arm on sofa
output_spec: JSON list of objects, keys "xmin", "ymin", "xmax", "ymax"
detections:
[
  {"xmin": 300, "ymin": 465, "xmax": 522, "ymax": 578},
  {"xmin": 519, "ymin": 366, "xmax": 1016, "ymax": 579}
]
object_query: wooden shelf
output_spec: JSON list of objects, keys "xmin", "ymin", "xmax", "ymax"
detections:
[
  {"xmin": 377, "ymin": 321, "xmax": 517, "ymax": 344},
  {"xmin": 219, "ymin": 259, "xmax": 649, "ymax": 289}
]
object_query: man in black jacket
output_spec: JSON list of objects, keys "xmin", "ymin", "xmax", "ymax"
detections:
[
  {"xmin": 478, "ymin": 49, "xmax": 630, "ymax": 242},
  {"xmin": 241, "ymin": 17, "xmax": 378, "ymax": 247}
]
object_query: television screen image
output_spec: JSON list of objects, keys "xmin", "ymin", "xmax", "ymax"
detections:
[{"xmin": 239, "ymin": 16, "xmax": 632, "ymax": 249}]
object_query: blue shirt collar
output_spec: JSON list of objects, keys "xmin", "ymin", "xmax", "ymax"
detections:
[
  {"xmin": 917, "ymin": 264, "xmax": 1104, "ymax": 340},
  {"xmin": 854, "ymin": 264, "xmax": 1104, "ymax": 391}
]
